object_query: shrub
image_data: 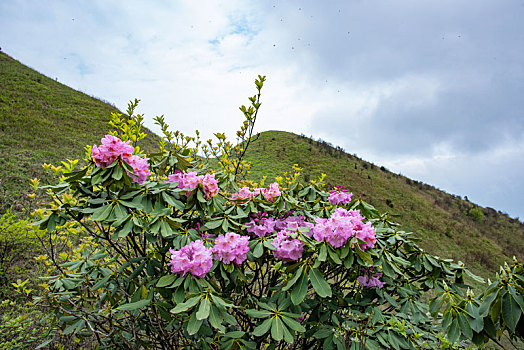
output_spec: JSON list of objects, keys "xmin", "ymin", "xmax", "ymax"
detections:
[
  {"xmin": 0, "ymin": 208, "xmax": 39, "ymax": 292},
  {"xmin": 468, "ymin": 207, "xmax": 485, "ymax": 223},
  {"xmin": 32, "ymin": 77, "xmax": 522, "ymax": 349}
]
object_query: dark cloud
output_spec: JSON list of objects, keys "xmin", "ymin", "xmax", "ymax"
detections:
[{"xmin": 289, "ymin": 0, "xmax": 524, "ymax": 156}]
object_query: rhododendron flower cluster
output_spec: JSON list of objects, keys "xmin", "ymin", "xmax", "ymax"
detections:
[
  {"xmin": 126, "ymin": 154, "xmax": 151, "ymax": 184},
  {"xmin": 272, "ymin": 230, "xmax": 304, "ymax": 261},
  {"xmin": 312, "ymin": 208, "xmax": 376, "ymax": 249},
  {"xmin": 246, "ymin": 213, "xmax": 314, "ymax": 238},
  {"xmin": 91, "ymin": 134, "xmax": 133, "ymax": 168},
  {"xmin": 246, "ymin": 215, "xmax": 276, "ymax": 237},
  {"xmin": 230, "ymin": 187, "xmax": 253, "ymax": 201},
  {"xmin": 201, "ymin": 174, "xmax": 219, "ymax": 199},
  {"xmin": 166, "ymin": 171, "xmax": 219, "ymax": 199},
  {"xmin": 91, "ymin": 135, "xmax": 150, "ymax": 184},
  {"xmin": 168, "ymin": 240, "xmax": 213, "ymax": 278},
  {"xmin": 230, "ymin": 182, "xmax": 281, "ymax": 202},
  {"xmin": 357, "ymin": 268, "xmax": 385, "ymax": 289},
  {"xmin": 275, "ymin": 215, "xmax": 314, "ymax": 233},
  {"xmin": 212, "ymin": 232, "xmax": 250, "ymax": 265},
  {"xmin": 328, "ymin": 186, "xmax": 353, "ymax": 205}
]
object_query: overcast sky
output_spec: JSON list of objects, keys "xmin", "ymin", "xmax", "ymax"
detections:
[{"xmin": 1, "ymin": 0, "xmax": 523, "ymax": 220}]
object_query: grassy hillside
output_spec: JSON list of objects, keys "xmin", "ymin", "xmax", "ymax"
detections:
[
  {"xmin": 244, "ymin": 130, "xmax": 524, "ymax": 278},
  {"xmin": 0, "ymin": 51, "xmax": 159, "ymax": 212}
]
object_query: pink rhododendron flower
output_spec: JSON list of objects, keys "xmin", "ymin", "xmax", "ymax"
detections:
[
  {"xmin": 91, "ymin": 135, "xmax": 150, "ymax": 184},
  {"xmin": 263, "ymin": 182, "xmax": 281, "ymax": 201},
  {"xmin": 167, "ymin": 240, "xmax": 213, "ymax": 278},
  {"xmin": 126, "ymin": 154, "xmax": 150, "ymax": 184},
  {"xmin": 230, "ymin": 183, "xmax": 281, "ymax": 202},
  {"xmin": 91, "ymin": 134, "xmax": 133, "ymax": 168},
  {"xmin": 246, "ymin": 217, "xmax": 276, "ymax": 237},
  {"xmin": 354, "ymin": 221, "xmax": 377, "ymax": 250},
  {"xmin": 166, "ymin": 171, "xmax": 183, "ymax": 185},
  {"xmin": 212, "ymin": 232, "xmax": 250, "ymax": 265},
  {"xmin": 166, "ymin": 171, "xmax": 219, "ymax": 200},
  {"xmin": 312, "ymin": 208, "xmax": 376, "ymax": 250},
  {"xmin": 275, "ymin": 215, "xmax": 314, "ymax": 235},
  {"xmin": 272, "ymin": 230, "xmax": 303, "ymax": 261},
  {"xmin": 357, "ymin": 268, "xmax": 385, "ymax": 289},
  {"xmin": 230, "ymin": 187, "xmax": 253, "ymax": 201},
  {"xmin": 328, "ymin": 186, "xmax": 353, "ymax": 205},
  {"xmin": 201, "ymin": 173, "xmax": 219, "ymax": 200},
  {"xmin": 181, "ymin": 171, "xmax": 201, "ymax": 190}
]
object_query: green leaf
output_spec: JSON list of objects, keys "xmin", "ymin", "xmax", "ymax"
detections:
[
  {"xmin": 197, "ymin": 190, "xmax": 206, "ymax": 203},
  {"xmin": 252, "ymin": 318, "xmax": 272, "ymax": 336},
  {"xmin": 90, "ymin": 275, "xmax": 111, "ymax": 291},
  {"xmin": 92, "ymin": 204, "xmax": 113, "ymax": 221},
  {"xmin": 384, "ymin": 292, "xmax": 400, "ymax": 308},
  {"xmin": 457, "ymin": 313, "xmax": 473, "ymax": 339},
  {"xmin": 502, "ymin": 292, "xmax": 521, "ymax": 333},
  {"xmin": 208, "ymin": 305, "xmax": 225, "ymax": 332},
  {"xmin": 171, "ymin": 296, "xmax": 201, "ymax": 314},
  {"xmin": 281, "ymin": 315, "xmax": 306, "ymax": 333},
  {"xmin": 162, "ymin": 192, "xmax": 185, "ymax": 210},
  {"xmin": 113, "ymin": 164, "xmax": 123, "ymax": 180},
  {"xmin": 447, "ymin": 318, "xmax": 460, "ymax": 344},
  {"xmin": 156, "ymin": 274, "xmax": 177, "ymax": 288},
  {"xmin": 271, "ymin": 317, "xmax": 285, "ymax": 341},
  {"xmin": 225, "ymin": 331, "xmax": 245, "ymax": 339},
  {"xmin": 355, "ymin": 246, "xmax": 373, "ymax": 265},
  {"xmin": 282, "ymin": 321, "xmax": 294, "ymax": 343},
  {"xmin": 253, "ymin": 242, "xmax": 264, "ymax": 258},
  {"xmin": 187, "ymin": 310, "xmax": 203, "ymax": 335},
  {"xmin": 117, "ymin": 219, "xmax": 134, "ymax": 238},
  {"xmin": 291, "ymin": 270, "xmax": 309, "ymax": 305},
  {"xmin": 196, "ymin": 298, "xmax": 211, "ymax": 320},
  {"xmin": 309, "ymin": 268, "xmax": 332, "ymax": 298},
  {"xmin": 245, "ymin": 309, "xmax": 271, "ymax": 318},
  {"xmin": 464, "ymin": 268, "xmax": 485, "ymax": 283},
  {"xmin": 327, "ymin": 246, "xmax": 342, "ymax": 264},
  {"xmin": 204, "ymin": 219, "xmax": 223, "ymax": 230},
  {"xmin": 479, "ymin": 290, "xmax": 498, "ymax": 317},
  {"xmin": 160, "ymin": 220, "xmax": 174, "ymax": 238},
  {"xmin": 318, "ymin": 244, "xmax": 327, "ymax": 262},
  {"xmin": 63, "ymin": 319, "xmax": 85, "ymax": 335},
  {"xmin": 282, "ymin": 267, "xmax": 304, "ymax": 292},
  {"xmin": 117, "ymin": 299, "xmax": 150, "ymax": 311},
  {"xmin": 313, "ymin": 326, "xmax": 333, "ymax": 339}
]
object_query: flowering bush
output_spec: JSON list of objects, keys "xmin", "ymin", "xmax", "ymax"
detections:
[{"xmin": 33, "ymin": 77, "xmax": 523, "ymax": 349}]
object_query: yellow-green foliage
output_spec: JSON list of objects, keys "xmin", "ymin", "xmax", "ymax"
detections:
[
  {"xmin": 0, "ymin": 209, "xmax": 39, "ymax": 284},
  {"xmin": 468, "ymin": 207, "xmax": 485, "ymax": 223}
]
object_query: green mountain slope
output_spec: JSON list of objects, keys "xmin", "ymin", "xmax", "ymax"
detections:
[
  {"xmin": 0, "ymin": 52, "xmax": 159, "ymax": 211},
  {"xmin": 244, "ymin": 130, "xmax": 524, "ymax": 278}
]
